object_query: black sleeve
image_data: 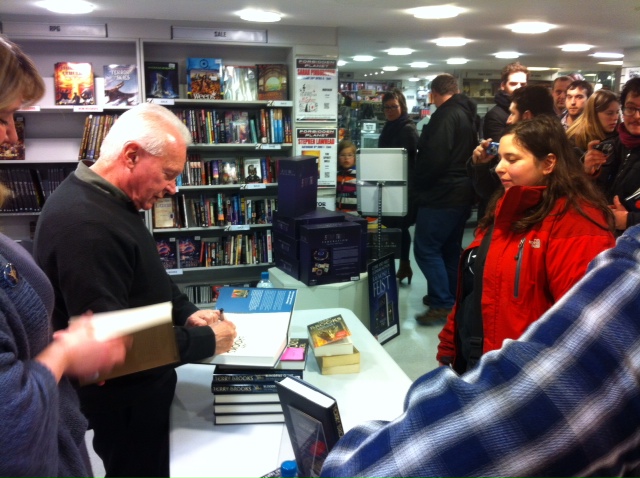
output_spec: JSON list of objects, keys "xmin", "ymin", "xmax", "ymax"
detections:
[
  {"xmin": 482, "ymin": 108, "xmax": 506, "ymax": 142},
  {"xmin": 175, "ymin": 325, "xmax": 216, "ymax": 363},
  {"xmin": 170, "ymin": 280, "xmax": 199, "ymax": 326},
  {"xmin": 466, "ymin": 155, "xmax": 501, "ymax": 201}
]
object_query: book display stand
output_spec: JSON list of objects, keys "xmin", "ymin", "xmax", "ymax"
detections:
[{"xmin": 356, "ymin": 148, "xmax": 408, "ymax": 260}]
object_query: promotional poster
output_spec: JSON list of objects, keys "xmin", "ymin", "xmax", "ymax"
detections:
[
  {"xmin": 295, "ymin": 59, "xmax": 338, "ymax": 122},
  {"xmin": 295, "ymin": 128, "xmax": 337, "ymax": 187},
  {"xmin": 367, "ymin": 253, "xmax": 400, "ymax": 345}
]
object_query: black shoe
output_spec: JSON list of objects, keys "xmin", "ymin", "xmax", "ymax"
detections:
[
  {"xmin": 416, "ymin": 307, "xmax": 451, "ymax": 326},
  {"xmin": 422, "ymin": 295, "xmax": 430, "ymax": 306}
]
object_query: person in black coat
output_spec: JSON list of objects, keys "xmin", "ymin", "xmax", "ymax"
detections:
[
  {"xmin": 377, "ymin": 88, "xmax": 419, "ymax": 284},
  {"xmin": 482, "ymin": 62, "xmax": 529, "ymax": 142}
]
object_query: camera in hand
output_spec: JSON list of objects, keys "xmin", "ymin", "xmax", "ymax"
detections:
[
  {"xmin": 486, "ymin": 142, "xmax": 500, "ymax": 156},
  {"xmin": 594, "ymin": 141, "xmax": 614, "ymax": 156}
]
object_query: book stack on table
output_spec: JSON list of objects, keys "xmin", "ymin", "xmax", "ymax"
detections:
[
  {"xmin": 308, "ymin": 314, "xmax": 360, "ymax": 375},
  {"xmin": 211, "ymin": 338, "xmax": 309, "ymax": 425}
]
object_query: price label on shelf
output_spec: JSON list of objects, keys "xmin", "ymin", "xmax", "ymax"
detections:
[
  {"xmin": 150, "ymin": 98, "xmax": 175, "ymax": 105},
  {"xmin": 242, "ymin": 183, "xmax": 267, "ymax": 190},
  {"xmin": 74, "ymin": 105, "xmax": 103, "ymax": 113},
  {"xmin": 18, "ymin": 105, "xmax": 40, "ymax": 112},
  {"xmin": 166, "ymin": 269, "xmax": 184, "ymax": 276},
  {"xmin": 268, "ymin": 100, "xmax": 293, "ymax": 107},
  {"xmin": 258, "ymin": 144, "xmax": 282, "ymax": 150},
  {"xmin": 226, "ymin": 225, "xmax": 251, "ymax": 232}
]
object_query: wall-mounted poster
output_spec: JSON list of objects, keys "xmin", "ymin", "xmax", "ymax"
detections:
[
  {"xmin": 295, "ymin": 59, "xmax": 338, "ymax": 122},
  {"xmin": 296, "ymin": 128, "xmax": 337, "ymax": 187}
]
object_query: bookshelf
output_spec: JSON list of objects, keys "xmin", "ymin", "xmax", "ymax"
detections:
[
  {"xmin": 0, "ymin": 37, "xmax": 139, "ymax": 241},
  {"xmin": 2, "ymin": 28, "xmax": 304, "ymax": 288}
]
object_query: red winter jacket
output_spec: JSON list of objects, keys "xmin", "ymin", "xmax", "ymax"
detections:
[{"xmin": 437, "ymin": 186, "xmax": 615, "ymax": 366}]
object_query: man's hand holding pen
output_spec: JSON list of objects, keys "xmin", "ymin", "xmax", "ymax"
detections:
[{"xmin": 186, "ymin": 309, "xmax": 237, "ymax": 354}]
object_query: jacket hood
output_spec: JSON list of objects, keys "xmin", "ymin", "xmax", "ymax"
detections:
[{"xmin": 440, "ymin": 93, "xmax": 478, "ymax": 123}]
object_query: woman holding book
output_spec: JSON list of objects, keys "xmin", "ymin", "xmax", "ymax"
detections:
[
  {"xmin": 437, "ymin": 115, "xmax": 615, "ymax": 374},
  {"xmin": 0, "ymin": 36, "xmax": 129, "ymax": 476}
]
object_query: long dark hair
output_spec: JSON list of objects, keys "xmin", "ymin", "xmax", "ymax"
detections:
[{"xmin": 479, "ymin": 115, "xmax": 614, "ymax": 233}]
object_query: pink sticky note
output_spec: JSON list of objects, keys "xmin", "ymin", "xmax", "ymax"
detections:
[{"xmin": 281, "ymin": 347, "xmax": 304, "ymax": 361}]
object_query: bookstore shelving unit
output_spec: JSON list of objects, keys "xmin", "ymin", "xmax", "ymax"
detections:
[
  {"xmin": 0, "ymin": 36, "xmax": 140, "ymax": 242},
  {"xmin": 140, "ymin": 39, "xmax": 295, "ymax": 295}
]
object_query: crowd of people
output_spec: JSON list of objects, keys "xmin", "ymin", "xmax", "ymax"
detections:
[{"xmin": 5, "ymin": 30, "xmax": 640, "ymax": 475}]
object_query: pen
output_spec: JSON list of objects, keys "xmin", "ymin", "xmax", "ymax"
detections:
[{"xmin": 219, "ymin": 308, "xmax": 225, "ymax": 321}]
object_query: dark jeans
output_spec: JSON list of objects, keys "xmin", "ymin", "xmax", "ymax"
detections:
[
  {"xmin": 414, "ymin": 206, "xmax": 471, "ymax": 309},
  {"xmin": 86, "ymin": 371, "xmax": 177, "ymax": 477}
]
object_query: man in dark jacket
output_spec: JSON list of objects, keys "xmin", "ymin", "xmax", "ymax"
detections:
[
  {"xmin": 414, "ymin": 74, "xmax": 478, "ymax": 324},
  {"xmin": 482, "ymin": 62, "xmax": 528, "ymax": 142}
]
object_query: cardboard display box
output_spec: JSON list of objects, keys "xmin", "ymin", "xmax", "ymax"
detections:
[{"xmin": 276, "ymin": 155, "xmax": 318, "ymax": 217}]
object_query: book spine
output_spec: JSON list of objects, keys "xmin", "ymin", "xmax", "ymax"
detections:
[
  {"xmin": 212, "ymin": 370, "xmax": 303, "ymax": 383},
  {"xmin": 211, "ymin": 383, "xmax": 280, "ymax": 394},
  {"xmin": 78, "ymin": 114, "xmax": 92, "ymax": 160}
]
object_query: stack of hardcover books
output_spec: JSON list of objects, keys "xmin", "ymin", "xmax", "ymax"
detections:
[
  {"xmin": 211, "ymin": 337, "xmax": 309, "ymax": 425},
  {"xmin": 308, "ymin": 314, "xmax": 360, "ymax": 375}
]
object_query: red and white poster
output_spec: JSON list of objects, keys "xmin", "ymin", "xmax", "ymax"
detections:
[
  {"xmin": 296, "ymin": 128, "xmax": 337, "ymax": 187},
  {"xmin": 295, "ymin": 59, "xmax": 338, "ymax": 122}
]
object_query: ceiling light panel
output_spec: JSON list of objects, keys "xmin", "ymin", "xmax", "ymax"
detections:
[
  {"xmin": 433, "ymin": 37, "xmax": 469, "ymax": 47},
  {"xmin": 560, "ymin": 44, "xmax": 593, "ymax": 52},
  {"xmin": 386, "ymin": 48, "xmax": 414, "ymax": 56},
  {"xmin": 408, "ymin": 5, "xmax": 465, "ymax": 19},
  {"xmin": 508, "ymin": 22, "xmax": 554, "ymax": 34},
  {"xmin": 237, "ymin": 9, "xmax": 282, "ymax": 22}
]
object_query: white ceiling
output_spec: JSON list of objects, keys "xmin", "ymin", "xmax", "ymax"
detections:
[{"xmin": 2, "ymin": 0, "xmax": 640, "ymax": 80}]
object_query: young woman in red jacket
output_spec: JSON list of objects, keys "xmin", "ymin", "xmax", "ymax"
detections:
[{"xmin": 438, "ymin": 114, "xmax": 615, "ymax": 374}]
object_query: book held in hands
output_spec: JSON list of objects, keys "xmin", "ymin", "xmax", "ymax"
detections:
[
  {"xmin": 276, "ymin": 376, "xmax": 344, "ymax": 477},
  {"xmin": 200, "ymin": 286, "xmax": 297, "ymax": 367}
]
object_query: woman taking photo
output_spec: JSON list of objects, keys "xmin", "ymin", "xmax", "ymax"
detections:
[
  {"xmin": 566, "ymin": 88, "xmax": 620, "ymax": 161},
  {"xmin": 437, "ymin": 115, "xmax": 615, "ymax": 374}
]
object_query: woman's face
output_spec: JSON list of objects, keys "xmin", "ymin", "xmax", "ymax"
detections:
[
  {"xmin": 0, "ymin": 98, "xmax": 22, "ymax": 145},
  {"xmin": 338, "ymin": 148, "xmax": 356, "ymax": 169},
  {"xmin": 383, "ymin": 98, "xmax": 402, "ymax": 122},
  {"xmin": 495, "ymin": 133, "xmax": 555, "ymax": 190},
  {"xmin": 597, "ymin": 101, "xmax": 620, "ymax": 134}
]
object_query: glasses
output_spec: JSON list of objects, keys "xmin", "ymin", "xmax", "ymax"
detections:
[
  {"xmin": 622, "ymin": 106, "xmax": 640, "ymax": 116},
  {"xmin": 383, "ymin": 104, "xmax": 400, "ymax": 110}
]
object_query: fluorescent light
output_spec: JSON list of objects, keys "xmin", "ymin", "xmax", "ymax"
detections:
[
  {"xmin": 36, "ymin": 0, "xmax": 95, "ymax": 14},
  {"xmin": 386, "ymin": 48, "xmax": 414, "ymax": 56},
  {"xmin": 561, "ymin": 44, "xmax": 592, "ymax": 52},
  {"xmin": 237, "ymin": 9, "xmax": 282, "ymax": 22},
  {"xmin": 408, "ymin": 5, "xmax": 465, "ymax": 19},
  {"xmin": 592, "ymin": 52, "xmax": 624, "ymax": 59},
  {"xmin": 508, "ymin": 22, "xmax": 554, "ymax": 34},
  {"xmin": 598, "ymin": 61, "xmax": 623, "ymax": 66},
  {"xmin": 447, "ymin": 57, "xmax": 468, "ymax": 65},
  {"xmin": 337, "ymin": 60, "xmax": 347, "ymax": 66},
  {"xmin": 433, "ymin": 37, "xmax": 470, "ymax": 47},
  {"xmin": 408, "ymin": 77, "xmax": 420, "ymax": 82},
  {"xmin": 382, "ymin": 66, "xmax": 399, "ymax": 71},
  {"xmin": 410, "ymin": 62, "xmax": 430, "ymax": 68},
  {"xmin": 353, "ymin": 55, "xmax": 374, "ymax": 62},
  {"xmin": 495, "ymin": 51, "xmax": 520, "ymax": 59},
  {"xmin": 528, "ymin": 67, "xmax": 553, "ymax": 71}
]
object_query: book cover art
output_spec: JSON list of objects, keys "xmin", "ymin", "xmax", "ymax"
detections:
[
  {"xmin": 178, "ymin": 236, "xmax": 201, "ymax": 268},
  {"xmin": 0, "ymin": 116, "xmax": 25, "ymax": 160},
  {"xmin": 367, "ymin": 253, "xmax": 400, "ymax": 345},
  {"xmin": 275, "ymin": 376, "xmax": 344, "ymax": 477},
  {"xmin": 257, "ymin": 64, "xmax": 288, "ymax": 100},
  {"xmin": 153, "ymin": 197, "xmax": 176, "ymax": 228},
  {"xmin": 103, "ymin": 64, "xmax": 140, "ymax": 106},
  {"xmin": 144, "ymin": 61, "xmax": 179, "ymax": 99},
  {"xmin": 219, "ymin": 159, "xmax": 238, "ymax": 184},
  {"xmin": 243, "ymin": 158, "xmax": 262, "ymax": 184},
  {"xmin": 54, "ymin": 62, "xmax": 95, "ymax": 105},
  {"xmin": 222, "ymin": 65, "xmax": 257, "ymax": 101},
  {"xmin": 156, "ymin": 238, "xmax": 178, "ymax": 270},
  {"xmin": 187, "ymin": 69, "xmax": 223, "ymax": 100},
  {"xmin": 307, "ymin": 314, "xmax": 351, "ymax": 348}
]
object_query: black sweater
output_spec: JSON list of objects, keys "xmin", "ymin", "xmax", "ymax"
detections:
[{"xmin": 34, "ymin": 168, "xmax": 214, "ymax": 411}]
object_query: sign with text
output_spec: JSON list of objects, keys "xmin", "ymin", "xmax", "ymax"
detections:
[
  {"xmin": 367, "ymin": 254, "xmax": 400, "ymax": 345},
  {"xmin": 296, "ymin": 128, "xmax": 337, "ymax": 187},
  {"xmin": 295, "ymin": 59, "xmax": 338, "ymax": 122}
]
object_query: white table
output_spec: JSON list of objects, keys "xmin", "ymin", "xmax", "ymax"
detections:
[
  {"xmin": 170, "ymin": 307, "xmax": 412, "ymax": 477},
  {"xmin": 268, "ymin": 267, "xmax": 371, "ymax": 329}
]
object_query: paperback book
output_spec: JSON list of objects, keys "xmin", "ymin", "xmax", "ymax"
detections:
[
  {"xmin": 222, "ymin": 65, "xmax": 257, "ymax": 101},
  {"xmin": 186, "ymin": 57, "xmax": 223, "ymax": 100},
  {"xmin": 200, "ymin": 286, "xmax": 297, "ymax": 367},
  {"xmin": 145, "ymin": 61, "xmax": 179, "ymax": 99},
  {"xmin": 156, "ymin": 238, "xmax": 178, "ymax": 270},
  {"xmin": 276, "ymin": 376, "xmax": 344, "ymax": 477},
  {"xmin": 103, "ymin": 64, "xmax": 140, "ymax": 106},
  {"xmin": 54, "ymin": 62, "xmax": 95, "ymax": 105},
  {"xmin": 256, "ymin": 64, "xmax": 288, "ymax": 101},
  {"xmin": 214, "ymin": 413, "xmax": 284, "ymax": 425},
  {"xmin": 367, "ymin": 253, "xmax": 400, "ymax": 345},
  {"xmin": 0, "ymin": 116, "xmax": 25, "ymax": 160},
  {"xmin": 307, "ymin": 314, "xmax": 353, "ymax": 357}
]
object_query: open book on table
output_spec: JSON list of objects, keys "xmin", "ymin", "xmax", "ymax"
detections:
[{"xmin": 201, "ymin": 287, "xmax": 297, "ymax": 368}]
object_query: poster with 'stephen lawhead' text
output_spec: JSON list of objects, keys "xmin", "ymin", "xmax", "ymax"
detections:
[{"xmin": 296, "ymin": 128, "xmax": 337, "ymax": 187}]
